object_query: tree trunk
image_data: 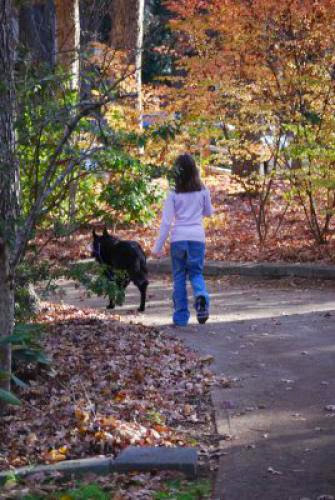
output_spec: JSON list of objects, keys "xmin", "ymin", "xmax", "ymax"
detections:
[
  {"xmin": 54, "ymin": 0, "xmax": 80, "ymax": 88},
  {"xmin": 54, "ymin": 0, "xmax": 81, "ymax": 223},
  {"xmin": 109, "ymin": 0, "xmax": 138, "ymax": 54},
  {"xmin": 109, "ymin": 0, "xmax": 145, "ymax": 132},
  {"xmin": 136, "ymin": 0, "xmax": 144, "ymax": 131},
  {"xmin": 19, "ymin": 1, "xmax": 55, "ymax": 66},
  {"xmin": 0, "ymin": 241, "xmax": 14, "ymax": 402},
  {"xmin": 0, "ymin": 0, "xmax": 19, "ymax": 410}
]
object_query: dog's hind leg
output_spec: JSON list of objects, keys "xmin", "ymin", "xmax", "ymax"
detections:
[
  {"xmin": 107, "ymin": 299, "xmax": 115, "ymax": 309},
  {"xmin": 139, "ymin": 281, "xmax": 148, "ymax": 312},
  {"xmin": 132, "ymin": 276, "xmax": 148, "ymax": 312}
]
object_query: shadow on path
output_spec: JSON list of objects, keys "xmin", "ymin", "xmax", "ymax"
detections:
[{"xmin": 51, "ymin": 275, "xmax": 335, "ymax": 500}]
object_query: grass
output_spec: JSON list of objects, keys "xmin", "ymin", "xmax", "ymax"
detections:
[
  {"xmin": 23, "ymin": 483, "xmax": 108, "ymax": 500},
  {"xmin": 154, "ymin": 478, "xmax": 212, "ymax": 499},
  {"xmin": 21, "ymin": 478, "xmax": 212, "ymax": 499}
]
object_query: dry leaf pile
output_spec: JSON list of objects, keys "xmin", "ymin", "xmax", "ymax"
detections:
[
  {"xmin": 205, "ymin": 176, "xmax": 335, "ymax": 263},
  {"xmin": 0, "ymin": 303, "xmax": 215, "ymax": 471},
  {"xmin": 33, "ymin": 174, "xmax": 335, "ymax": 265}
]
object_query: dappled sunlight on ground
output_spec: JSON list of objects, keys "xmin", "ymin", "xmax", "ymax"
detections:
[{"xmin": 47, "ymin": 273, "xmax": 335, "ymax": 498}]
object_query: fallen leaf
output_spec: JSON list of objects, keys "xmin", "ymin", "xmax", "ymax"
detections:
[{"xmin": 267, "ymin": 466, "xmax": 283, "ymax": 475}]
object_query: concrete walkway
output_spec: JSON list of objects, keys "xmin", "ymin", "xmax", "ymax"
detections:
[{"xmin": 52, "ymin": 269, "xmax": 335, "ymax": 500}]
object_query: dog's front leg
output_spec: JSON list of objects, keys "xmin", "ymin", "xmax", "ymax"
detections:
[
  {"xmin": 105, "ymin": 268, "xmax": 116, "ymax": 309},
  {"xmin": 138, "ymin": 280, "xmax": 148, "ymax": 312},
  {"xmin": 107, "ymin": 297, "xmax": 115, "ymax": 309}
]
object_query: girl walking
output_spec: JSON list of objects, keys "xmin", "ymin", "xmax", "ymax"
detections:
[{"xmin": 152, "ymin": 153, "xmax": 214, "ymax": 326}]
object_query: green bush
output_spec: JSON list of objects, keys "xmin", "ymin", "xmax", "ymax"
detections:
[
  {"xmin": 15, "ymin": 260, "xmax": 58, "ymax": 321},
  {"xmin": 0, "ymin": 323, "xmax": 49, "ymax": 406},
  {"xmin": 65, "ymin": 260, "xmax": 127, "ymax": 307},
  {"xmin": 98, "ymin": 152, "xmax": 163, "ymax": 226}
]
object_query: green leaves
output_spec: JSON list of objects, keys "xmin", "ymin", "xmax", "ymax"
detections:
[
  {"xmin": 154, "ymin": 479, "xmax": 212, "ymax": 499},
  {"xmin": 99, "ymin": 153, "xmax": 163, "ymax": 225},
  {"xmin": 11, "ymin": 373, "xmax": 29, "ymax": 389},
  {"xmin": 10, "ymin": 324, "xmax": 49, "ymax": 375},
  {"xmin": 56, "ymin": 483, "xmax": 109, "ymax": 500},
  {"xmin": 0, "ymin": 322, "xmax": 48, "ymax": 407},
  {"xmin": 66, "ymin": 261, "xmax": 126, "ymax": 307},
  {"xmin": 15, "ymin": 61, "xmax": 164, "ymax": 232},
  {"xmin": 0, "ymin": 388, "xmax": 21, "ymax": 406}
]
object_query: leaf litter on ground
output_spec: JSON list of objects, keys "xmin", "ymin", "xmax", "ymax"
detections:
[
  {"xmin": 0, "ymin": 302, "xmax": 218, "ymax": 497},
  {"xmin": 32, "ymin": 173, "xmax": 335, "ymax": 266}
]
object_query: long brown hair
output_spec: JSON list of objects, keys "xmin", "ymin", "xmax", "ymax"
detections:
[{"xmin": 173, "ymin": 154, "xmax": 204, "ymax": 193}]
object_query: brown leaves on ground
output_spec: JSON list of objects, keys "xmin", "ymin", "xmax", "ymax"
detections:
[
  {"xmin": 33, "ymin": 173, "xmax": 335, "ymax": 266},
  {"xmin": 205, "ymin": 175, "xmax": 335, "ymax": 264},
  {"xmin": 0, "ymin": 303, "xmax": 214, "ymax": 471}
]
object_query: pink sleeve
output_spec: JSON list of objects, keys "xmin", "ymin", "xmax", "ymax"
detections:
[
  {"xmin": 152, "ymin": 192, "xmax": 175, "ymax": 253},
  {"xmin": 203, "ymin": 188, "xmax": 214, "ymax": 216}
]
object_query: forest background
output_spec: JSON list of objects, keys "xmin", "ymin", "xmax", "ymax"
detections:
[
  {"xmin": 28, "ymin": 0, "xmax": 335, "ymax": 267},
  {"xmin": 1, "ymin": 0, "xmax": 335, "ymax": 448}
]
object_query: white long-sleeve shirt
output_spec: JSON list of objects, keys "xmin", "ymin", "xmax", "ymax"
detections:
[{"xmin": 153, "ymin": 188, "xmax": 214, "ymax": 253}]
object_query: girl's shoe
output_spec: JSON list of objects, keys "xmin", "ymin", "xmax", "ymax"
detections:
[{"xmin": 195, "ymin": 295, "xmax": 209, "ymax": 324}]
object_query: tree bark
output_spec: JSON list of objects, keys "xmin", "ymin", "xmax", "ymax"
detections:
[
  {"xmin": 0, "ymin": 240, "xmax": 14, "ymax": 401},
  {"xmin": 19, "ymin": 1, "xmax": 55, "ymax": 66},
  {"xmin": 136, "ymin": 0, "xmax": 145, "ymax": 130},
  {"xmin": 54, "ymin": 0, "xmax": 81, "ymax": 223},
  {"xmin": 0, "ymin": 0, "xmax": 19, "ymax": 410},
  {"xmin": 54, "ymin": 0, "xmax": 80, "ymax": 88},
  {"xmin": 109, "ymin": 0, "xmax": 138, "ymax": 54},
  {"xmin": 109, "ymin": 0, "xmax": 145, "ymax": 131}
]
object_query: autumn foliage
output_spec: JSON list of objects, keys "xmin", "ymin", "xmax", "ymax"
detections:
[
  {"xmin": 0, "ymin": 303, "xmax": 216, "ymax": 471},
  {"xmin": 165, "ymin": 0, "xmax": 335, "ymax": 247}
]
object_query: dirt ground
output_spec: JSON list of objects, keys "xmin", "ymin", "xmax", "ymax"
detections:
[{"xmin": 51, "ymin": 272, "xmax": 335, "ymax": 500}]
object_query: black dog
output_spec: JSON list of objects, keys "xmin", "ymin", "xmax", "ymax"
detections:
[{"xmin": 92, "ymin": 228, "xmax": 148, "ymax": 312}]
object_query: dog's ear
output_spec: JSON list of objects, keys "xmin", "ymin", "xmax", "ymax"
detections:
[{"xmin": 103, "ymin": 227, "xmax": 109, "ymax": 237}]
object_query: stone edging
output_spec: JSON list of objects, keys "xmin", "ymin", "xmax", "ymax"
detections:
[
  {"xmin": 0, "ymin": 447, "xmax": 198, "ymax": 485},
  {"xmin": 147, "ymin": 258, "xmax": 335, "ymax": 280}
]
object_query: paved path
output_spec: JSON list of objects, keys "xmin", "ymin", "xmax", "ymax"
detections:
[{"xmin": 52, "ymin": 273, "xmax": 335, "ymax": 500}]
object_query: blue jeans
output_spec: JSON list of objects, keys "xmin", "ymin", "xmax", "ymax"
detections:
[{"xmin": 170, "ymin": 240, "xmax": 210, "ymax": 326}]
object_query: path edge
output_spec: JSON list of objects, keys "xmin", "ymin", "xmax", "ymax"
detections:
[
  {"xmin": 148, "ymin": 258, "xmax": 335, "ymax": 280},
  {"xmin": 0, "ymin": 447, "xmax": 198, "ymax": 486}
]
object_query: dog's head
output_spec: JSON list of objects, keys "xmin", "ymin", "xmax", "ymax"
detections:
[
  {"xmin": 91, "ymin": 228, "xmax": 118, "ymax": 263},
  {"xmin": 91, "ymin": 229, "xmax": 104, "ymax": 263}
]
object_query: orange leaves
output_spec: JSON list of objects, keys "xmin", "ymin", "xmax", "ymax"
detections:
[
  {"xmin": 153, "ymin": 423, "xmax": 169, "ymax": 434},
  {"xmin": 98, "ymin": 415, "xmax": 118, "ymax": 429},
  {"xmin": 42, "ymin": 446, "xmax": 68, "ymax": 463},
  {"xmin": 113, "ymin": 390, "xmax": 127, "ymax": 403},
  {"xmin": 74, "ymin": 407, "xmax": 90, "ymax": 424},
  {"xmin": 32, "ymin": 167, "xmax": 335, "ymax": 268},
  {"xmin": 73, "ymin": 406, "xmax": 184, "ymax": 451},
  {"xmin": 166, "ymin": 0, "xmax": 335, "ymax": 132},
  {"xmin": 0, "ymin": 303, "xmax": 211, "ymax": 470}
]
